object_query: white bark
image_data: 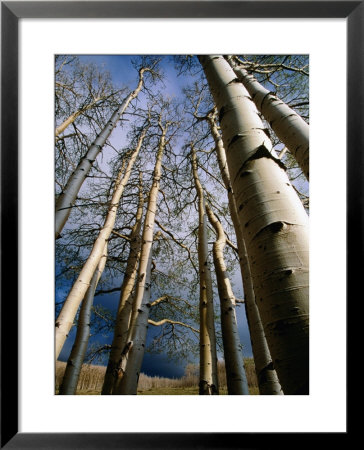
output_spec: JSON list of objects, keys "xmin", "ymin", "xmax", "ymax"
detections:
[
  {"xmin": 206, "ymin": 204, "xmax": 249, "ymax": 395},
  {"xmin": 200, "ymin": 55, "xmax": 309, "ymax": 395},
  {"xmin": 112, "ymin": 124, "xmax": 167, "ymax": 395},
  {"xmin": 226, "ymin": 56, "xmax": 309, "ymax": 180},
  {"xmin": 55, "ymin": 127, "xmax": 147, "ymax": 361},
  {"xmin": 242, "ymin": 245, "xmax": 283, "ymax": 395},
  {"xmin": 191, "ymin": 147, "xmax": 219, "ymax": 395},
  {"xmin": 55, "ymin": 68, "xmax": 148, "ymax": 239},
  {"xmin": 112, "ymin": 251, "xmax": 153, "ymax": 395},
  {"xmin": 101, "ymin": 175, "xmax": 144, "ymax": 395},
  {"xmin": 55, "ymin": 97, "xmax": 101, "ymax": 137},
  {"xmin": 208, "ymin": 113, "xmax": 282, "ymax": 395},
  {"xmin": 56, "ymin": 110, "xmax": 81, "ymax": 137},
  {"xmin": 59, "ymin": 243, "xmax": 107, "ymax": 395}
]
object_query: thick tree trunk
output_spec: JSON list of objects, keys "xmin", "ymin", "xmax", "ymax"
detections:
[
  {"xmin": 200, "ymin": 55, "xmax": 309, "ymax": 395},
  {"xmin": 191, "ymin": 147, "xmax": 219, "ymax": 395},
  {"xmin": 225, "ymin": 56, "xmax": 309, "ymax": 180},
  {"xmin": 112, "ymin": 124, "xmax": 167, "ymax": 395},
  {"xmin": 101, "ymin": 175, "xmax": 144, "ymax": 395},
  {"xmin": 55, "ymin": 68, "xmax": 148, "ymax": 239},
  {"xmin": 208, "ymin": 114, "xmax": 282, "ymax": 395},
  {"xmin": 59, "ymin": 243, "xmax": 107, "ymax": 395},
  {"xmin": 242, "ymin": 243, "xmax": 283, "ymax": 395},
  {"xmin": 206, "ymin": 204, "xmax": 249, "ymax": 395},
  {"xmin": 55, "ymin": 128, "xmax": 147, "ymax": 361}
]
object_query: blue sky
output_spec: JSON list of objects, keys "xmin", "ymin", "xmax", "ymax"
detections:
[{"xmin": 77, "ymin": 54, "xmax": 184, "ymax": 100}]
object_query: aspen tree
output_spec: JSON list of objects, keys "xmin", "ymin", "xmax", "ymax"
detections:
[
  {"xmin": 242, "ymin": 247, "xmax": 283, "ymax": 395},
  {"xmin": 55, "ymin": 67, "xmax": 151, "ymax": 239},
  {"xmin": 101, "ymin": 174, "xmax": 144, "ymax": 395},
  {"xmin": 55, "ymin": 127, "xmax": 148, "ymax": 360},
  {"xmin": 191, "ymin": 146, "xmax": 219, "ymax": 395},
  {"xmin": 226, "ymin": 56, "xmax": 309, "ymax": 180},
  {"xmin": 59, "ymin": 243, "xmax": 107, "ymax": 395},
  {"xmin": 112, "ymin": 251, "xmax": 153, "ymax": 395},
  {"xmin": 206, "ymin": 204, "xmax": 249, "ymax": 395},
  {"xmin": 199, "ymin": 55, "xmax": 309, "ymax": 395},
  {"xmin": 112, "ymin": 119, "xmax": 169, "ymax": 395},
  {"xmin": 206, "ymin": 111, "xmax": 282, "ymax": 395}
]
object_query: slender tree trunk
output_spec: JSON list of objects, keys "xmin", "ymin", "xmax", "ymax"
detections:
[
  {"xmin": 199, "ymin": 55, "xmax": 309, "ymax": 395},
  {"xmin": 191, "ymin": 146, "xmax": 219, "ymax": 395},
  {"xmin": 112, "ymin": 251, "xmax": 153, "ymax": 395},
  {"xmin": 112, "ymin": 123, "xmax": 167, "ymax": 395},
  {"xmin": 55, "ymin": 128, "xmax": 148, "ymax": 361},
  {"xmin": 55, "ymin": 97, "xmax": 101, "ymax": 137},
  {"xmin": 206, "ymin": 204, "xmax": 249, "ymax": 395},
  {"xmin": 225, "ymin": 56, "xmax": 309, "ymax": 180},
  {"xmin": 56, "ymin": 110, "xmax": 82, "ymax": 137},
  {"xmin": 208, "ymin": 113, "xmax": 282, "ymax": 395},
  {"xmin": 55, "ymin": 68, "xmax": 148, "ymax": 239},
  {"xmin": 59, "ymin": 243, "xmax": 107, "ymax": 395},
  {"xmin": 101, "ymin": 174, "xmax": 144, "ymax": 395}
]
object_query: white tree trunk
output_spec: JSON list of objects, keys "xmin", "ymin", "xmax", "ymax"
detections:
[
  {"xmin": 112, "ymin": 124, "xmax": 167, "ymax": 395},
  {"xmin": 55, "ymin": 69, "xmax": 148, "ymax": 239},
  {"xmin": 226, "ymin": 56, "xmax": 309, "ymax": 180},
  {"xmin": 55, "ymin": 110, "xmax": 82, "ymax": 137},
  {"xmin": 208, "ymin": 114, "xmax": 282, "ymax": 395},
  {"xmin": 191, "ymin": 147, "xmax": 219, "ymax": 395},
  {"xmin": 242, "ymin": 244, "xmax": 283, "ymax": 395},
  {"xmin": 55, "ymin": 127, "xmax": 147, "ymax": 361},
  {"xmin": 200, "ymin": 55, "xmax": 309, "ymax": 395},
  {"xmin": 112, "ymin": 251, "xmax": 153, "ymax": 395},
  {"xmin": 55, "ymin": 97, "xmax": 101, "ymax": 137},
  {"xmin": 206, "ymin": 204, "xmax": 249, "ymax": 395},
  {"xmin": 101, "ymin": 176, "xmax": 144, "ymax": 395},
  {"xmin": 58, "ymin": 243, "xmax": 107, "ymax": 395}
]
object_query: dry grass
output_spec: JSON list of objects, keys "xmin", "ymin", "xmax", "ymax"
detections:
[
  {"xmin": 55, "ymin": 361, "xmax": 106, "ymax": 393},
  {"xmin": 55, "ymin": 358, "xmax": 259, "ymax": 395},
  {"xmin": 138, "ymin": 386, "xmax": 259, "ymax": 395}
]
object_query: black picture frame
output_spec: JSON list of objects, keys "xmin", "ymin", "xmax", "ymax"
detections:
[{"xmin": 1, "ymin": 1, "xmax": 357, "ymax": 448}]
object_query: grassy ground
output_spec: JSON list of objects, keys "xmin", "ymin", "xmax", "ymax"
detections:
[
  {"xmin": 56, "ymin": 360, "xmax": 259, "ymax": 395},
  {"xmin": 137, "ymin": 386, "xmax": 225, "ymax": 395},
  {"xmin": 57, "ymin": 386, "xmax": 259, "ymax": 395},
  {"xmin": 138, "ymin": 386, "xmax": 259, "ymax": 395}
]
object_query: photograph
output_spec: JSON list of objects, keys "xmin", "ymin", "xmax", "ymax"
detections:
[
  {"xmin": 1, "ymin": 0, "xmax": 354, "ymax": 446},
  {"xmin": 54, "ymin": 54, "xmax": 309, "ymax": 396}
]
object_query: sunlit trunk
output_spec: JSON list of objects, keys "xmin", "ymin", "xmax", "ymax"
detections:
[
  {"xmin": 55, "ymin": 96, "xmax": 102, "ymax": 137},
  {"xmin": 59, "ymin": 243, "xmax": 107, "ymax": 395},
  {"xmin": 208, "ymin": 114, "xmax": 282, "ymax": 394},
  {"xmin": 191, "ymin": 146, "xmax": 219, "ymax": 395},
  {"xmin": 55, "ymin": 128, "xmax": 147, "ymax": 360},
  {"xmin": 112, "ymin": 123, "xmax": 167, "ymax": 395},
  {"xmin": 101, "ymin": 175, "xmax": 144, "ymax": 395},
  {"xmin": 55, "ymin": 110, "xmax": 82, "ymax": 137},
  {"xmin": 200, "ymin": 55, "xmax": 309, "ymax": 395},
  {"xmin": 226, "ymin": 56, "xmax": 309, "ymax": 180},
  {"xmin": 206, "ymin": 204, "xmax": 249, "ymax": 395},
  {"xmin": 112, "ymin": 251, "xmax": 153, "ymax": 395}
]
